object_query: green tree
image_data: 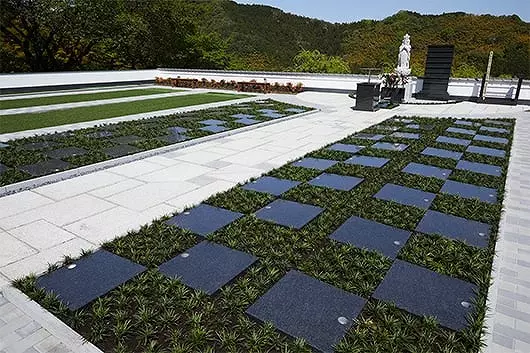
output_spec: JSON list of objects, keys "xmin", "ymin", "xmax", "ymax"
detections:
[{"xmin": 292, "ymin": 49, "xmax": 350, "ymax": 73}]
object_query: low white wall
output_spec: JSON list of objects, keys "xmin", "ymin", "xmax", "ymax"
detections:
[
  {"xmin": 1, "ymin": 68, "xmax": 528, "ymax": 101},
  {"xmin": 0, "ymin": 70, "xmax": 157, "ymax": 89}
]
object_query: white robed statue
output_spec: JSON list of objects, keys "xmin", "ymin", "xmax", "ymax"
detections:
[{"xmin": 396, "ymin": 34, "xmax": 411, "ymax": 76}]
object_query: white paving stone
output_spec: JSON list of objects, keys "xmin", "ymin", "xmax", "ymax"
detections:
[
  {"xmin": 135, "ymin": 163, "xmax": 213, "ymax": 183},
  {"xmin": 0, "ymin": 232, "xmax": 37, "ymax": 268},
  {"xmin": 0, "ymin": 192, "xmax": 53, "ymax": 219},
  {"xmin": 8, "ymin": 221, "xmax": 76, "ymax": 251}
]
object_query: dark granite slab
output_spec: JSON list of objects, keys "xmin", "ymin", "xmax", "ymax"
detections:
[
  {"xmin": 235, "ymin": 118, "xmax": 260, "ymax": 125},
  {"xmin": 373, "ymin": 260, "xmax": 477, "ymax": 331},
  {"xmin": 36, "ymin": 250, "xmax": 146, "ymax": 310},
  {"xmin": 456, "ymin": 160, "xmax": 502, "ymax": 177},
  {"xmin": 436, "ymin": 136, "xmax": 472, "ymax": 146},
  {"xmin": 329, "ymin": 216, "xmax": 411, "ymax": 258},
  {"xmin": 167, "ymin": 126, "xmax": 188, "ymax": 134},
  {"xmin": 200, "ymin": 119, "xmax": 226, "ymax": 125},
  {"xmin": 446, "ymin": 127, "xmax": 476, "ymax": 136},
  {"xmin": 158, "ymin": 241, "xmax": 257, "ymax": 295},
  {"xmin": 454, "ymin": 120, "xmax": 476, "ymax": 127},
  {"xmin": 421, "ymin": 147, "xmax": 463, "ymax": 160},
  {"xmin": 247, "ymin": 270, "xmax": 366, "ymax": 353},
  {"xmin": 308, "ymin": 173, "xmax": 364, "ymax": 191},
  {"xmin": 480, "ymin": 126, "xmax": 508, "ymax": 134},
  {"xmin": 374, "ymin": 183, "xmax": 435, "ymax": 209},
  {"xmin": 112, "ymin": 135, "xmax": 142, "ymax": 145},
  {"xmin": 291, "ymin": 157, "xmax": 338, "ymax": 171},
  {"xmin": 262, "ymin": 112, "xmax": 285, "ymax": 119},
  {"xmin": 371, "ymin": 142, "xmax": 409, "ymax": 151},
  {"xmin": 345, "ymin": 155, "xmax": 390, "ymax": 168},
  {"xmin": 200, "ymin": 125, "xmax": 229, "ymax": 133},
  {"xmin": 416, "ymin": 210, "xmax": 490, "ymax": 248},
  {"xmin": 327, "ymin": 143, "xmax": 364, "ymax": 154},
  {"xmin": 391, "ymin": 132, "xmax": 420, "ymax": 140},
  {"xmin": 441, "ymin": 180, "xmax": 497, "ymax": 203},
  {"xmin": 353, "ymin": 133, "xmax": 385, "ymax": 141},
  {"xmin": 255, "ymin": 199, "xmax": 323, "ymax": 229},
  {"xmin": 402, "ymin": 162, "xmax": 451, "ymax": 180},
  {"xmin": 258, "ymin": 109, "xmax": 278, "ymax": 114},
  {"xmin": 18, "ymin": 159, "xmax": 71, "ymax": 177},
  {"xmin": 483, "ymin": 120, "xmax": 512, "ymax": 126},
  {"xmin": 20, "ymin": 141, "xmax": 59, "ymax": 151},
  {"xmin": 47, "ymin": 147, "xmax": 87, "ymax": 159},
  {"xmin": 104, "ymin": 145, "xmax": 141, "ymax": 158},
  {"xmin": 231, "ymin": 113, "xmax": 256, "ymax": 119},
  {"xmin": 242, "ymin": 176, "xmax": 300, "ymax": 196},
  {"xmin": 466, "ymin": 145, "xmax": 506, "ymax": 158},
  {"xmin": 166, "ymin": 204, "xmax": 243, "ymax": 236},
  {"xmin": 473, "ymin": 135, "xmax": 508, "ymax": 145}
]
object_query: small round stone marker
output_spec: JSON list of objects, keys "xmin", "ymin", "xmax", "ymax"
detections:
[
  {"xmin": 461, "ymin": 301, "xmax": 471, "ymax": 308},
  {"xmin": 393, "ymin": 240, "xmax": 401, "ymax": 246},
  {"xmin": 67, "ymin": 264, "xmax": 77, "ymax": 270},
  {"xmin": 181, "ymin": 253, "xmax": 190, "ymax": 258},
  {"xmin": 337, "ymin": 316, "xmax": 349, "ymax": 325}
]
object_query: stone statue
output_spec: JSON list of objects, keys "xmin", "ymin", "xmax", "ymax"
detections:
[{"xmin": 396, "ymin": 34, "xmax": 411, "ymax": 76}]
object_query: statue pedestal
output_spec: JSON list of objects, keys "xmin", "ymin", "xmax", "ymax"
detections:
[
  {"xmin": 403, "ymin": 82, "xmax": 414, "ymax": 103},
  {"xmin": 354, "ymin": 82, "xmax": 380, "ymax": 111}
]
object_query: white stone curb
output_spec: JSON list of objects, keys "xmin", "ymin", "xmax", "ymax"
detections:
[
  {"xmin": 0, "ymin": 109, "xmax": 319, "ymax": 197},
  {"xmin": 1, "ymin": 285, "xmax": 103, "ymax": 353}
]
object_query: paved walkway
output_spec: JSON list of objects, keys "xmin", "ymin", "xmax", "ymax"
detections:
[{"xmin": 0, "ymin": 92, "xmax": 528, "ymax": 352}]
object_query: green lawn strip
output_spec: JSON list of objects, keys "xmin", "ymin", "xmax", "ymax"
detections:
[
  {"xmin": 0, "ymin": 92, "xmax": 250, "ymax": 133},
  {"xmin": 14, "ymin": 115, "xmax": 514, "ymax": 353},
  {"xmin": 0, "ymin": 99, "xmax": 311, "ymax": 187},
  {"xmin": 0, "ymin": 88, "xmax": 180, "ymax": 110}
]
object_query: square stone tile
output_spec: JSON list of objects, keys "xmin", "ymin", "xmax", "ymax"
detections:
[
  {"xmin": 353, "ymin": 133, "xmax": 385, "ymax": 141},
  {"xmin": 391, "ymin": 132, "xmax": 420, "ymax": 140},
  {"xmin": 112, "ymin": 135, "xmax": 142, "ymax": 144},
  {"xmin": 466, "ymin": 145, "xmax": 506, "ymax": 158},
  {"xmin": 255, "ymin": 199, "xmax": 323, "ymax": 229},
  {"xmin": 436, "ymin": 136, "xmax": 472, "ymax": 146},
  {"xmin": 9, "ymin": 220, "xmax": 75, "ymax": 250},
  {"xmin": 456, "ymin": 160, "xmax": 502, "ymax": 177},
  {"xmin": 18, "ymin": 159, "xmax": 71, "ymax": 177},
  {"xmin": 308, "ymin": 173, "xmax": 364, "ymax": 191},
  {"xmin": 454, "ymin": 120, "xmax": 475, "ymax": 126},
  {"xmin": 200, "ymin": 119, "xmax": 226, "ymax": 125},
  {"xmin": 373, "ymin": 260, "xmax": 477, "ymax": 331},
  {"xmin": 327, "ymin": 143, "xmax": 364, "ymax": 154},
  {"xmin": 421, "ymin": 147, "xmax": 463, "ymax": 160},
  {"xmin": 235, "ymin": 118, "xmax": 260, "ymax": 125},
  {"xmin": 483, "ymin": 120, "xmax": 512, "ymax": 126},
  {"xmin": 371, "ymin": 142, "xmax": 409, "ymax": 151},
  {"xmin": 446, "ymin": 127, "xmax": 476, "ymax": 136},
  {"xmin": 46, "ymin": 147, "xmax": 87, "ymax": 159},
  {"xmin": 473, "ymin": 134, "xmax": 508, "ymax": 145},
  {"xmin": 441, "ymin": 180, "xmax": 497, "ymax": 203},
  {"xmin": 0, "ymin": 163, "xmax": 8, "ymax": 175},
  {"xmin": 231, "ymin": 113, "xmax": 256, "ymax": 119},
  {"xmin": 0, "ymin": 231, "xmax": 37, "ymax": 267},
  {"xmin": 242, "ymin": 176, "xmax": 300, "ymax": 196},
  {"xmin": 374, "ymin": 183, "xmax": 435, "ymax": 209},
  {"xmin": 247, "ymin": 270, "xmax": 366, "ymax": 353},
  {"xmin": 36, "ymin": 249, "xmax": 146, "ymax": 310},
  {"xmin": 416, "ymin": 210, "xmax": 490, "ymax": 248},
  {"xmin": 345, "ymin": 155, "xmax": 390, "ymax": 168},
  {"xmin": 20, "ymin": 141, "xmax": 59, "ymax": 151},
  {"xmin": 104, "ymin": 145, "xmax": 141, "ymax": 158},
  {"xmin": 480, "ymin": 126, "xmax": 508, "ymax": 134},
  {"xmin": 291, "ymin": 157, "xmax": 338, "ymax": 171},
  {"xmin": 200, "ymin": 125, "xmax": 229, "ymax": 133},
  {"xmin": 167, "ymin": 126, "xmax": 188, "ymax": 134},
  {"xmin": 158, "ymin": 241, "xmax": 257, "ymax": 295},
  {"xmin": 166, "ymin": 204, "xmax": 243, "ymax": 236},
  {"xmin": 262, "ymin": 112, "xmax": 285, "ymax": 119},
  {"xmin": 329, "ymin": 216, "xmax": 411, "ymax": 258},
  {"xmin": 402, "ymin": 162, "xmax": 451, "ymax": 180}
]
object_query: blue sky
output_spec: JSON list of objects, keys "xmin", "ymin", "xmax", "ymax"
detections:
[{"xmin": 235, "ymin": 0, "xmax": 529, "ymax": 23}]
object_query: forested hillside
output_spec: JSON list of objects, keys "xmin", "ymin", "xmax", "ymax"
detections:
[{"xmin": 1, "ymin": 0, "xmax": 528, "ymax": 77}]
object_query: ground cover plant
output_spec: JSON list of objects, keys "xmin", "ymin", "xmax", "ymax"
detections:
[
  {"xmin": 15, "ymin": 115, "xmax": 514, "ymax": 353},
  {"xmin": 0, "ymin": 92, "xmax": 250, "ymax": 133},
  {"xmin": 0, "ymin": 99, "xmax": 310, "ymax": 187},
  {"xmin": 0, "ymin": 87, "xmax": 180, "ymax": 110}
]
